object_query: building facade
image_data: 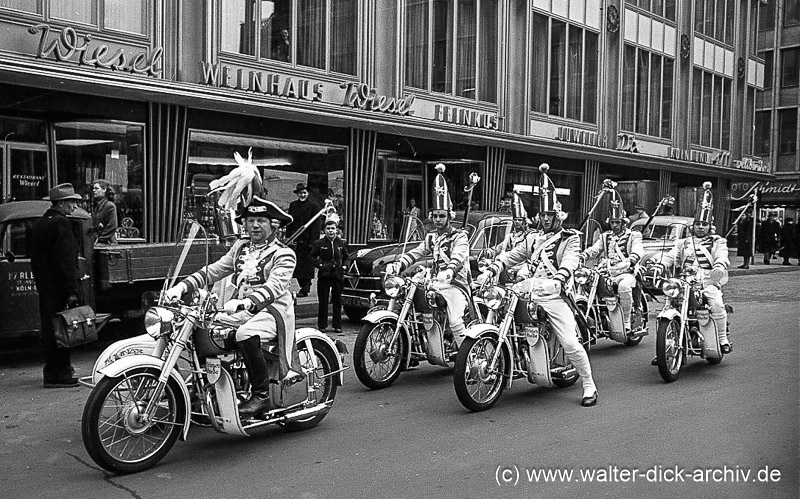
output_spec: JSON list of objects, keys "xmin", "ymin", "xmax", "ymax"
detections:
[
  {"xmin": 0, "ymin": 0, "xmax": 773, "ymax": 248},
  {"xmin": 751, "ymin": 0, "xmax": 800, "ymax": 222}
]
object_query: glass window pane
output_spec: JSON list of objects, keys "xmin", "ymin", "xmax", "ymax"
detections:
[
  {"xmin": 566, "ymin": 26, "xmax": 583, "ymax": 120},
  {"xmin": 104, "ymin": 0, "xmax": 144, "ymax": 34},
  {"xmin": 691, "ymin": 68, "xmax": 702, "ymax": 144},
  {"xmin": 432, "ymin": 0, "xmax": 454, "ymax": 93},
  {"xmin": 661, "ymin": 58, "xmax": 673, "ymax": 138},
  {"xmin": 331, "ymin": 0, "xmax": 356, "ymax": 74},
  {"xmin": 754, "ymin": 111, "xmax": 771, "ymax": 155},
  {"xmin": 530, "ymin": 12, "xmax": 548, "ymax": 113},
  {"xmin": 762, "ymin": 51, "xmax": 773, "ymax": 89},
  {"xmin": 406, "ymin": 0, "xmax": 429, "ymax": 89},
  {"xmin": 785, "ymin": 0, "xmax": 800, "ymax": 27},
  {"xmin": 51, "ymin": 0, "xmax": 96, "ymax": 24},
  {"xmin": 265, "ymin": 1, "xmax": 292, "ymax": 63},
  {"xmin": 704, "ymin": 0, "xmax": 714, "ymax": 35},
  {"xmin": 221, "ymin": 0, "xmax": 256, "ymax": 56},
  {"xmin": 478, "ymin": 0, "xmax": 497, "ymax": 103},
  {"xmin": 583, "ymin": 31, "xmax": 598, "ymax": 124},
  {"xmin": 714, "ymin": 0, "xmax": 725, "ymax": 40},
  {"xmin": 54, "ymin": 122, "xmax": 145, "ymax": 241},
  {"xmin": 549, "ymin": 19, "xmax": 566, "ymax": 116},
  {"xmin": 648, "ymin": 54, "xmax": 662, "ymax": 137},
  {"xmin": 636, "ymin": 49, "xmax": 649, "ymax": 134},
  {"xmin": 0, "ymin": 0, "xmax": 39, "ymax": 13},
  {"xmin": 721, "ymin": 78, "xmax": 731, "ymax": 150},
  {"xmin": 712, "ymin": 76, "xmax": 722, "ymax": 148},
  {"xmin": 760, "ymin": 0, "xmax": 775, "ymax": 30},
  {"xmin": 665, "ymin": 0, "xmax": 675, "ymax": 21},
  {"xmin": 693, "ymin": 0, "xmax": 704, "ymax": 33},
  {"xmin": 651, "ymin": 0, "xmax": 662, "ymax": 16},
  {"xmin": 782, "ymin": 48, "xmax": 799, "ymax": 87},
  {"xmin": 622, "ymin": 44, "xmax": 636, "ymax": 131},
  {"xmin": 744, "ymin": 88, "xmax": 755, "ymax": 154},
  {"xmin": 8, "ymin": 149, "xmax": 48, "ymax": 202},
  {"xmin": 779, "ymin": 109, "xmax": 798, "ymax": 154},
  {"xmin": 701, "ymin": 72, "xmax": 712, "ymax": 145},
  {"xmin": 724, "ymin": 0, "xmax": 734, "ymax": 44},
  {"xmin": 297, "ymin": 0, "xmax": 326, "ymax": 69},
  {"xmin": 456, "ymin": 0, "xmax": 476, "ymax": 98}
]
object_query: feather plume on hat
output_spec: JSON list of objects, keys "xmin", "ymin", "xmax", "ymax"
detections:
[{"xmin": 209, "ymin": 147, "xmax": 263, "ymax": 211}]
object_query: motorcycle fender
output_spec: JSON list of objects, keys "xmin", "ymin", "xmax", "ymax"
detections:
[
  {"xmin": 363, "ymin": 309, "xmax": 399, "ymax": 325},
  {"xmin": 605, "ymin": 305, "xmax": 627, "ymax": 343},
  {"xmin": 212, "ymin": 367, "xmax": 249, "ymax": 436},
  {"xmin": 526, "ymin": 333, "xmax": 552, "ymax": 387},
  {"xmin": 87, "ymin": 334, "xmax": 156, "ymax": 387},
  {"xmin": 97, "ymin": 354, "xmax": 192, "ymax": 441},
  {"xmin": 296, "ymin": 328, "xmax": 346, "ymax": 386},
  {"xmin": 423, "ymin": 317, "xmax": 448, "ymax": 367},
  {"xmin": 656, "ymin": 308, "xmax": 682, "ymax": 323},
  {"xmin": 464, "ymin": 324, "xmax": 514, "ymax": 389},
  {"xmin": 699, "ymin": 319, "xmax": 723, "ymax": 361}
]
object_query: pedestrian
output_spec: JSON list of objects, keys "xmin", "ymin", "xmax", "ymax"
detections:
[
  {"xmin": 627, "ymin": 204, "xmax": 649, "ymax": 223},
  {"xmin": 499, "ymin": 192, "xmax": 512, "ymax": 213},
  {"xmin": 91, "ymin": 179, "xmax": 118, "ymax": 244},
  {"xmin": 31, "ymin": 183, "xmax": 83, "ymax": 388},
  {"xmin": 406, "ymin": 198, "xmax": 420, "ymax": 219},
  {"xmin": 287, "ymin": 182, "xmax": 322, "ymax": 297},
  {"xmin": 311, "ymin": 214, "xmax": 349, "ymax": 333},
  {"xmin": 736, "ymin": 208, "xmax": 754, "ymax": 269},
  {"xmin": 780, "ymin": 217, "xmax": 797, "ymax": 265},
  {"xmin": 758, "ymin": 213, "xmax": 781, "ymax": 264}
]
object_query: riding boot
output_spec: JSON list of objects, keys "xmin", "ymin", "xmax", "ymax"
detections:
[
  {"xmin": 567, "ymin": 348, "xmax": 598, "ymax": 405},
  {"xmin": 237, "ymin": 336, "xmax": 270, "ymax": 417}
]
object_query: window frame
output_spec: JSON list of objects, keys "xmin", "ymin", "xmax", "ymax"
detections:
[
  {"xmin": 689, "ymin": 67, "xmax": 733, "ymax": 149},
  {"xmin": 621, "ymin": 43, "xmax": 674, "ymax": 139},
  {"xmin": 0, "ymin": 0, "xmax": 151, "ymax": 39},
  {"xmin": 780, "ymin": 47, "xmax": 800, "ymax": 88}
]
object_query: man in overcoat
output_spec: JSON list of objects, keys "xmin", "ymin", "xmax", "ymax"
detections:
[{"xmin": 287, "ymin": 183, "xmax": 322, "ymax": 296}]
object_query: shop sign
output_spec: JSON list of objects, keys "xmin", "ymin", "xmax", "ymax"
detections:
[
  {"xmin": 555, "ymin": 126, "xmax": 606, "ymax": 147},
  {"xmin": 200, "ymin": 63, "xmax": 324, "ymax": 101},
  {"xmin": 616, "ymin": 133, "xmax": 639, "ymax": 153},
  {"xmin": 11, "ymin": 173, "xmax": 45, "ymax": 188},
  {"xmin": 731, "ymin": 156, "xmax": 770, "ymax": 173},
  {"xmin": 340, "ymin": 82, "xmax": 415, "ymax": 116},
  {"xmin": 666, "ymin": 146, "xmax": 731, "ymax": 167},
  {"xmin": 28, "ymin": 24, "xmax": 163, "ymax": 77},
  {"xmin": 432, "ymin": 104, "xmax": 498, "ymax": 130},
  {"xmin": 731, "ymin": 180, "xmax": 800, "ymax": 202}
]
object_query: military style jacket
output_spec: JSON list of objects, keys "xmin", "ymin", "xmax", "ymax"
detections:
[
  {"xmin": 581, "ymin": 228, "xmax": 644, "ymax": 267},
  {"xmin": 660, "ymin": 234, "xmax": 729, "ymax": 282},
  {"xmin": 310, "ymin": 235, "xmax": 350, "ymax": 281},
  {"xmin": 398, "ymin": 226, "xmax": 470, "ymax": 286},
  {"xmin": 491, "ymin": 227, "xmax": 581, "ymax": 283}
]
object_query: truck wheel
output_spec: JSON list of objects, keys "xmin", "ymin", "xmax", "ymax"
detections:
[{"xmin": 344, "ymin": 306, "xmax": 367, "ymax": 322}]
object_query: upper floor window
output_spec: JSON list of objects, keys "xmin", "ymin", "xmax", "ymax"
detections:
[
  {"xmin": 761, "ymin": 50, "xmax": 774, "ymax": 90},
  {"xmin": 531, "ymin": 12, "xmax": 598, "ymax": 123},
  {"xmin": 754, "ymin": 111, "xmax": 771, "ymax": 156},
  {"xmin": 693, "ymin": 0, "xmax": 735, "ymax": 45},
  {"xmin": 759, "ymin": 0, "xmax": 775, "ymax": 30},
  {"xmin": 625, "ymin": 0, "xmax": 676, "ymax": 22},
  {"xmin": 690, "ymin": 68, "xmax": 732, "ymax": 150},
  {"xmin": 221, "ymin": 0, "xmax": 357, "ymax": 76},
  {"xmin": 0, "ymin": 0, "xmax": 148, "ymax": 35},
  {"xmin": 785, "ymin": 0, "xmax": 800, "ymax": 27},
  {"xmin": 778, "ymin": 108, "xmax": 797, "ymax": 155},
  {"xmin": 621, "ymin": 44, "xmax": 673, "ymax": 139},
  {"xmin": 782, "ymin": 48, "xmax": 799, "ymax": 88},
  {"xmin": 405, "ymin": 0, "xmax": 498, "ymax": 103}
]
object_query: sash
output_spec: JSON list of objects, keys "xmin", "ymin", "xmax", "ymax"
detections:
[{"xmin": 530, "ymin": 232, "xmax": 562, "ymax": 278}]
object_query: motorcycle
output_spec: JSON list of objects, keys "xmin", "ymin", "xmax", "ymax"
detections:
[
  {"xmin": 652, "ymin": 262, "xmax": 730, "ymax": 382},
  {"xmin": 572, "ymin": 258, "xmax": 649, "ymax": 348},
  {"xmin": 353, "ymin": 266, "xmax": 480, "ymax": 389},
  {"xmin": 80, "ymin": 220, "xmax": 348, "ymax": 474},
  {"xmin": 453, "ymin": 276, "xmax": 584, "ymax": 412}
]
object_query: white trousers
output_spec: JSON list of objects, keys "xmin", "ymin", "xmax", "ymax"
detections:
[
  {"xmin": 609, "ymin": 273, "xmax": 637, "ymax": 329},
  {"xmin": 437, "ymin": 284, "xmax": 468, "ymax": 345},
  {"xmin": 702, "ymin": 285, "xmax": 729, "ymax": 345}
]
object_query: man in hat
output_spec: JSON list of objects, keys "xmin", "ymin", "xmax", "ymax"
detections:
[
  {"xmin": 386, "ymin": 164, "xmax": 471, "ymax": 353},
  {"xmin": 627, "ymin": 203, "xmax": 649, "ymax": 223},
  {"xmin": 651, "ymin": 182, "xmax": 732, "ymax": 362},
  {"xmin": 483, "ymin": 192, "xmax": 539, "ymax": 282},
  {"xmin": 287, "ymin": 182, "xmax": 322, "ymax": 297},
  {"xmin": 165, "ymin": 196, "xmax": 301, "ymax": 417},
  {"xmin": 31, "ymin": 183, "xmax": 83, "ymax": 388},
  {"xmin": 480, "ymin": 164, "xmax": 598, "ymax": 407},
  {"xmin": 580, "ymin": 183, "xmax": 644, "ymax": 335},
  {"xmin": 310, "ymin": 213, "xmax": 350, "ymax": 333}
]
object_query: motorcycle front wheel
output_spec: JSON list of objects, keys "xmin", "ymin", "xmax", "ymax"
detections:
[
  {"xmin": 282, "ymin": 339, "xmax": 340, "ymax": 432},
  {"xmin": 82, "ymin": 366, "xmax": 185, "ymax": 474},
  {"xmin": 656, "ymin": 318, "xmax": 683, "ymax": 382},
  {"xmin": 354, "ymin": 320, "xmax": 408, "ymax": 389},
  {"xmin": 454, "ymin": 336, "xmax": 508, "ymax": 412}
]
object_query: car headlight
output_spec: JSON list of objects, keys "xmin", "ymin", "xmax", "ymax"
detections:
[
  {"xmin": 383, "ymin": 275, "xmax": 405, "ymax": 298},
  {"xmin": 144, "ymin": 307, "xmax": 174, "ymax": 338},
  {"xmin": 481, "ymin": 286, "xmax": 506, "ymax": 310},
  {"xmin": 661, "ymin": 278, "xmax": 682, "ymax": 298},
  {"xmin": 574, "ymin": 267, "xmax": 590, "ymax": 285}
]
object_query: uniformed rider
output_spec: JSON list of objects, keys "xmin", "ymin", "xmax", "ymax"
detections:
[
  {"xmin": 165, "ymin": 196, "xmax": 302, "ymax": 417},
  {"xmin": 651, "ymin": 182, "xmax": 732, "ymax": 363},
  {"xmin": 386, "ymin": 164, "xmax": 470, "ymax": 350},
  {"xmin": 484, "ymin": 192, "xmax": 539, "ymax": 282},
  {"xmin": 480, "ymin": 164, "xmax": 598, "ymax": 407},
  {"xmin": 580, "ymin": 183, "xmax": 644, "ymax": 335}
]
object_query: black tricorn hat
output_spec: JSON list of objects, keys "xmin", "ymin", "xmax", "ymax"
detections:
[
  {"xmin": 235, "ymin": 196, "xmax": 293, "ymax": 226},
  {"xmin": 293, "ymin": 183, "xmax": 308, "ymax": 194}
]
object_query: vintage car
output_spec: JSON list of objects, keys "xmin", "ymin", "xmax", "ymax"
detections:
[
  {"xmin": 629, "ymin": 215, "xmax": 694, "ymax": 265},
  {"xmin": 341, "ymin": 211, "xmax": 513, "ymax": 321}
]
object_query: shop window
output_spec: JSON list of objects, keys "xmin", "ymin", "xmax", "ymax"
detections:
[
  {"xmin": 622, "ymin": 44, "xmax": 674, "ymax": 139},
  {"xmin": 54, "ymin": 122, "xmax": 145, "ymax": 242},
  {"xmin": 781, "ymin": 48, "xmax": 799, "ymax": 88},
  {"xmin": 404, "ymin": 0, "xmax": 498, "ymax": 103},
  {"xmin": 778, "ymin": 109, "xmax": 798, "ymax": 155},
  {"xmin": 0, "ymin": 0, "xmax": 148, "ymax": 35},
  {"xmin": 186, "ymin": 131, "xmax": 345, "ymax": 239},
  {"xmin": 754, "ymin": 111, "xmax": 771, "ymax": 156},
  {"xmin": 220, "ymin": 0, "xmax": 357, "ymax": 76}
]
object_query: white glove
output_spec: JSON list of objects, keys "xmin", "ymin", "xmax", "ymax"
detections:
[
  {"xmin": 385, "ymin": 262, "xmax": 401, "ymax": 275},
  {"xmin": 611, "ymin": 259, "xmax": 631, "ymax": 276},
  {"xmin": 436, "ymin": 269, "xmax": 454, "ymax": 284},
  {"xmin": 223, "ymin": 298, "xmax": 251, "ymax": 314},
  {"xmin": 163, "ymin": 283, "xmax": 187, "ymax": 302}
]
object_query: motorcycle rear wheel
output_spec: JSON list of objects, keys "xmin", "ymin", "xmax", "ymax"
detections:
[
  {"xmin": 656, "ymin": 318, "xmax": 683, "ymax": 382},
  {"xmin": 354, "ymin": 320, "xmax": 407, "ymax": 389},
  {"xmin": 454, "ymin": 336, "xmax": 508, "ymax": 412},
  {"xmin": 82, "ymin": 366, "xmax": 185, "ymax": 474},
  {"xmin": 625, "ymin": 299, "xmax": 649, "ymax": 347},
  {"xmin": 283, "ymin": 339, "xmax": 340, "ymax": 432}
]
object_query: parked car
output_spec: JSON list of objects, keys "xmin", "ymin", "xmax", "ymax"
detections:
[
  {"xmin": 342, "ymin": 211, "xmax": 512, "ymax": 321},
  {"xmin": 630, "ymin": 215, "xmax": 694, "ymax": 266}
]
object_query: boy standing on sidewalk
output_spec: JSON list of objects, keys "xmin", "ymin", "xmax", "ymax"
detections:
[{"xmin": 311, "ymin": 215, "xmax": 350, "ymax": 332}]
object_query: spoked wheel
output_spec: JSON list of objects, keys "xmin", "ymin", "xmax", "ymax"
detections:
[
  {"xmin": 82, "ymin": 367, "xmax": 185, "ymax": 474},
  {"xmin": 575, "ymin": 301, "xmax": 595, "ymax": 352},
  {"xmin": 283, "ymin": 339, "xmax": 340, "ymax": 432},
  {"xmin": 656, "ymin": 318, "xmax": 683, "ymax": 382},
  {"xmin": 354, "ymin": 321, "xmax": 407, "ymax": 389},
  {"xmin": 454, "ymin": 336, "xmax": 508, "ymax": 412},
  {"xmin": 625, "ymin": 299, "xmax": 649, "ymax": 347}
]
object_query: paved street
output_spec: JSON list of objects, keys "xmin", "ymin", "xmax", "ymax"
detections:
[{"xmin": 1, "ymin": 268, "xmax": 798, "ymax": 498}]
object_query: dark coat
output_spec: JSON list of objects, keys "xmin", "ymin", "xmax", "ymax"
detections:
[
  {"xmin": 287, "ymin": 198, "xmax": 322, "ymax": 280},
  {"xmin": 30, "ymin": 208, "xmax": 80, "ymax": 308},
  {"xmin": 737, "ymin": 217, "xmax": 753, "ymax": 257},
  {"xmin": 758, "ymin": 219, "xmax": 781, "ymax": 253},
  {"xmin": 310, "ymin": 235, "xmax": 350, "ymax": 281},
  {"xmin": 92, "ymin": 197, "xmax": 118, "ymax": 244},
  {"xmin": 779, "ymin": 222, "xmax": 797, "ymax": 258}
]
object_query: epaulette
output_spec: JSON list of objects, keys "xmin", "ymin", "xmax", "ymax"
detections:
[{"xmin": 561, "ymin": 228, "xmax": 581, "ymax": 237}]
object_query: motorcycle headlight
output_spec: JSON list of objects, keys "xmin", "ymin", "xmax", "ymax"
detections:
[
  {"xmin": 661, "ymin": 278, "xmax": 682, "ymax": 298},
  {"xmin": 383, "ymin": 275, "xmax": 405, "ymax": 298},
  {"xmin": 481, "ymin": 286, "xmax": 506, "ymax": 310},
  {"xmin": 144, "ymin": 307, "xmax": 174, "ymax": 338},
  {"xmin": 574, "ymin": 267, "xmax": 590, "ymax": 285}
]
